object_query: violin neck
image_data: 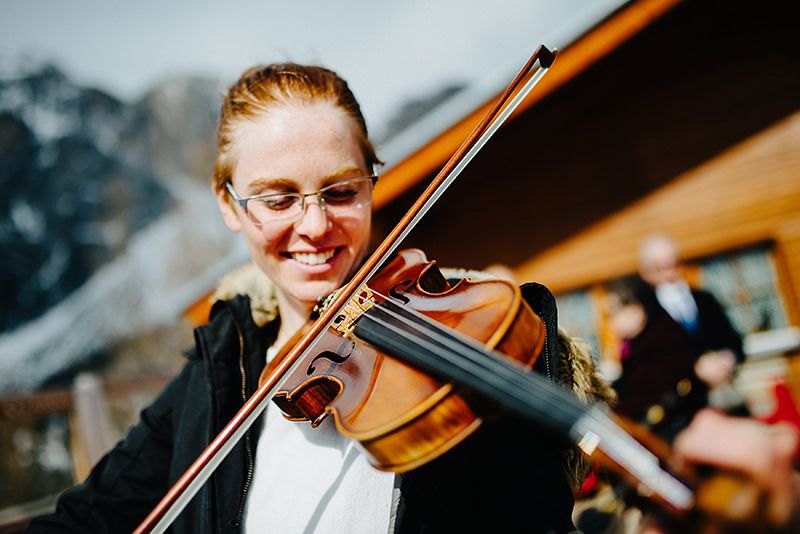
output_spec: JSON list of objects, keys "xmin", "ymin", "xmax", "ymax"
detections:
[
  {"xmin": 353, "ymin": 299, "xmax": 693, "ymax": 512},
  {"xmin": 355, "ymin": 299, "xmax": 581, "ymax": 435}
]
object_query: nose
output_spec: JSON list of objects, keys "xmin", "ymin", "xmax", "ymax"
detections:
[{"xmin": 293, "ymin": 195, "xmax": 330, "ymax": 239}]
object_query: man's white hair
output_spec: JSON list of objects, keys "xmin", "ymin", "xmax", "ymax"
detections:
[{"xmin": 638, "ymin": 233, "xmax": 679, "ymax": 268}]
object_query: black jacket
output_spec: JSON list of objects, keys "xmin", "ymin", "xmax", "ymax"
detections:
[
  {"xmin": 686, "ymin": 288, "xmax": 745, "ymax": 363},
  {"xmin": 27, "ymin": 284, "xmax": 575, "ymax": 533},
  {"xmin": 641, "ymin": 287, "xmax": 744, "ymax": 363}
]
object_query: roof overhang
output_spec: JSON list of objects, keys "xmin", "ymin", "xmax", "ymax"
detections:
[{"xmin": 373, "ymin": 0, "xmax": 682, "ymax": 210}]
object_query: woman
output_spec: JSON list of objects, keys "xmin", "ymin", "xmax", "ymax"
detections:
[{"xmin": 28, "ymin": 64, "xmax": 598, "ymax": 533}]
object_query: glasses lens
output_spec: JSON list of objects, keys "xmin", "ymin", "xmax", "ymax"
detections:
[
  {"xmin": 237, "ymin": 176, "xmax": 374, "ymax": 225},
  {"xmin": 247, "ymin": 193, "xmax": 304, "ymax": 224},
  {"xmin": 320, "ymin": 177, "xmax": 373, "ymax": 213}
]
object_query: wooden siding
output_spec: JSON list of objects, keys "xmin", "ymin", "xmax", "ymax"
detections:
[{"xmin": 516, "ymin": 111, "xmax": 800, "ymax": 324}]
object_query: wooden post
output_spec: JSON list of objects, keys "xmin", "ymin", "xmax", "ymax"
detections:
[{"xmin": 70, "ymin": 373, "xmax": 114, "ymax": 480}]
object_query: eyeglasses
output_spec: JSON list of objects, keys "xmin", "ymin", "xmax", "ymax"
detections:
[{"xmin": 226, "ymin": 175, "xmax": 376, "ymax": 225}]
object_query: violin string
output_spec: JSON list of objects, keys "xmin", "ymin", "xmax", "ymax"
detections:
[
  {"xmin": 351, "ymin": 300, "xmax": 695, "ymax": 510},
  {"xmin": 364, "ymin": 288, "xmax": 563, "ymax": 400},
  {"xmin": 359, "ymin": 303, "xmax": 582, "ymax": 434},
  {"xmin": 321, "ymin": 285, "xmax": 581, "ymax": 431},
  {"xmin": 363, "ymin": 288, "xmax": 546, "ymax": 386},
  {"xmin": 353, "ymin": 293, "xmax": 586, "ymax": 434}
]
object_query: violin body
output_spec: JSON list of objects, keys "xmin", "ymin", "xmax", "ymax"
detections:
[{"xmin": 261, "ymin": 249, "xmax": 545, "ymax": 472}]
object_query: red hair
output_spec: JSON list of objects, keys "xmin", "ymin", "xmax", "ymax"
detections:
[{"xmin": 212, "ymin": 63, "xmax": 380, "ymax": 192}]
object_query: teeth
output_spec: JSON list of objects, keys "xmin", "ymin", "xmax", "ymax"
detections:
[{"xmin": 291, "ymin": 249, "xmax": 336, "ymax": 266}]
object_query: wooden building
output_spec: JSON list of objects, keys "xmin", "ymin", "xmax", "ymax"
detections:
[{"xmin": 372, "ymin": 0, "xmax": 800, "ymax": 366}]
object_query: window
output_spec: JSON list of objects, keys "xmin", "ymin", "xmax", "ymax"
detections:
[{"xmin": 698, "ymin": 244, "xmax": 788, "ymax": 335}]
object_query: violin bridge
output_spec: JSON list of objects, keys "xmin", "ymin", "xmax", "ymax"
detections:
[{"xmin": 332, "ymin": 287, "xmax": 375, "ymax": 336}]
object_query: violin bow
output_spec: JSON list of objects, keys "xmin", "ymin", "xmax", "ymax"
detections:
[{"xmin": 136, "ymin": 45, "xmax": 557, "ymax": 533}]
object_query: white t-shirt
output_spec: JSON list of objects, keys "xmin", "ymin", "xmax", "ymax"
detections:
[{"xmin": 243, "ymin": 347, "xmax": 396, "ymax": 533}]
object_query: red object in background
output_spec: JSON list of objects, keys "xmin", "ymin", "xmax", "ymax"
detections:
[
  {"xmin": 760, "ymin": 380, "xmax": 800, "ymax": 462},
  {"xmin": 576, "ymin": 463, "xmax": 601, "ymax": 498}
]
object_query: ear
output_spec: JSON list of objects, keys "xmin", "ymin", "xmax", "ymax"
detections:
[{"xmin": 216, "ymin": 187, "xmax": 243, "ymax": 233}]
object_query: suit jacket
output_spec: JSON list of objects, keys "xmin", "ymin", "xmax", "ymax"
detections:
[
  {"xmin": 615, "ymin": 285, "xmax": 743, "ymax": 439},
  {"xmin": 684, "ymin": 288, "xmax": 745, "ymax": 363}
]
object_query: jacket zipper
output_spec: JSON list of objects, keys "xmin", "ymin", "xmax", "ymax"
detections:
[
  {"xmin": 536, "ymin": 310, "xmax": 552, "ymax": 383},
  {"xmin": 544, "ymin": 326, "xmax": 552, "ymax": 382},
  {"xmin": 232, "ymin": 317, "xmax": 255, "ymax": 528}
]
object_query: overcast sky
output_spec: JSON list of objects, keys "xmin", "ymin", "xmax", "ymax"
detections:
[{"xmin": 0, "ymin": 0, "xmax": 623, "ymax": 134}]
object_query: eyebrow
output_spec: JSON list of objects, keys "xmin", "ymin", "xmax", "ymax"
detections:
[
  {"xmin": 320, "ymin": 167, "xmax": 367, "ymax": 186},
  {"xmin": 247, "ymin": 177, "xmax": 295, "ymax": 194},
  {"xmin": 247, "ymin": 167, "xmax": 367, "ymax": 193}
]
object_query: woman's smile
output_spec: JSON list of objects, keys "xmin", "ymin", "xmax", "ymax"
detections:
[{"xmin": 282, "ymin": 246, "xmax": 343, "ymax": 270}]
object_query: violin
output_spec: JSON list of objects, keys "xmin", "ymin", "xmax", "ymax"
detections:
[
  {"xmin": 134, "ymin": 45, "xmax": 765, "ymax": 534},
  {"xmin": 264, "ymin": 248, "xmax": 545, "ymax": 472}
]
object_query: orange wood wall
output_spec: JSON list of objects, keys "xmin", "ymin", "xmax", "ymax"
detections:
[{"xmin": 516, "ymin": 111, "xmax": 800, "ymax": 325}]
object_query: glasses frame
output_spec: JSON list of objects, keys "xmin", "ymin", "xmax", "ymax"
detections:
[{"xmin": 225, "ymin": 175, "xmax": 377, "ymax": 224}]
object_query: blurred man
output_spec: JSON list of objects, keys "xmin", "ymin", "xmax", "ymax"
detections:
[{"xmin": 637, "ymin": 234, "xmax": 744, "ymax": 389}]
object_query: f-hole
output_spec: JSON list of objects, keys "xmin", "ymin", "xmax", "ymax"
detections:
[
  {"xmin": 307, "ymin": 343, "xmax": 355, "ymax": 375},
  {"xmin": 389, "ymin": 279, "xmax": 414, "ymax": 304}
]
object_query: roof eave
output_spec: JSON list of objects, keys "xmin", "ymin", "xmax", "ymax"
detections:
[{"xmin": 373, "ymin": 0, "xmax": 682, "ymax": 210}]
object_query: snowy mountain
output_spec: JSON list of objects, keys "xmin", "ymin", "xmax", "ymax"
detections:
[
  {"xmin": 0, "ymin": 64, "xmax": 222, "ymax": 334},
  {"xmin": 0, "ymin": 173, "xmax": 247, "ymax": 394},
  {"xmin": 0, "ymin": 64, "xmax": 242, "ymax": 393}
]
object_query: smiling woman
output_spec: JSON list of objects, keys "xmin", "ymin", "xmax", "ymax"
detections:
[
  {"xmin": 26, "ymin": 63, "xmax": 586, "ymax": 534},
  {"xmin": 210, "ymin": 66, "xmax": 381, "ymax": 351},
  {"xmin": 215, "ymin": 99, "xmax": 375, "ymax": 350}
]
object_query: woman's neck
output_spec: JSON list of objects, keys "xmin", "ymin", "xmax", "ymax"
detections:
[{"xmin": 274, "ymin": 293, "xmax": 314, "ymax": 350}]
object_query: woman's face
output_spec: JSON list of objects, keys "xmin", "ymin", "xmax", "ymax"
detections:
[{"xmin": 217, "ymin": 101, "xmax": 373, "ymax": 311}]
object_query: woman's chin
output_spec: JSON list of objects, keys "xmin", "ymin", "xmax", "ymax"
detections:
[
  {"xmin": 270, "ymin": 252, "xmax": 357, "ymax": 312},
  {"xmin": 286, "ymin": 279, "xmax": 345, "ymax": 311}
]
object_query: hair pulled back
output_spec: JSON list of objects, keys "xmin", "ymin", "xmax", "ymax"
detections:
[{"xmin": 213, "ymin": 63, "xmax": 380, "ymax": 192}]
